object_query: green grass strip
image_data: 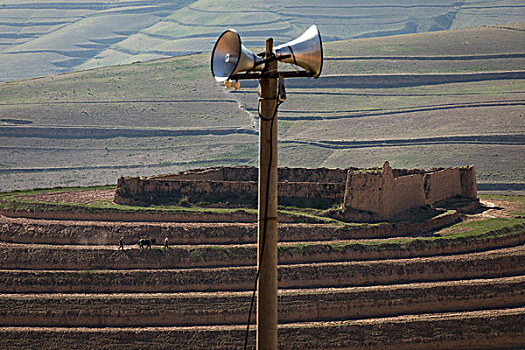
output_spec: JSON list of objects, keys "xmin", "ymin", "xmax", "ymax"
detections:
[{"xmin": 279, "ymin": 217, "xmax": 525, "ymax": 253}]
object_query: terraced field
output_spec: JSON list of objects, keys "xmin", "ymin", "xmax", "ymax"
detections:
[
  {"xmin": 3, "ymin": 0, "xmax": 524, "ymax": 81},
  {"xmin": 0, "ymin": 189, "xmax": 524, "ymax": 348},
  {"xmin": 1, "ymin": 23, "xmax": 524, "ymax": 193}
]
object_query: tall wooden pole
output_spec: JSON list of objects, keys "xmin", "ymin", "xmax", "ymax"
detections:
[{"xmin": 257, "ymin": 38, "xmax": 278, "ymax": 350}]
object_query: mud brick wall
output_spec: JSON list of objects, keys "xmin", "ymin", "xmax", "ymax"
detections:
[
  {"xmin": 278, "ymin": 167, "xmax": 349, "ymax": 183},
  {"xmin": 459, "ymin": 166, "xmax": 478, "ymax": 198},
  {"xmin": 393, "ymin": 173, "xmax": 426, "ymax": 214},
  {"xmin": 279, "ymin": 166, "xmax": 349, "ymax": 208},
  {"xmin": 116, "ymin": 178, "xmax": 344, "ymax": 208},
  {"xmin": 425, "ymin": 168, "xmax": 462, "ymax": 204},
  {"xmin": 116, "ymin": 167, "xmax": 348, "ymax": 208},
  {"xmin": 343, "ymin": 172, "xmax": 387, "ymax": 218},
  {"xmin": 117, "ymin": 177, "xmax": 259, "ymax": 206},
  {"xmin": 115, "ymin": 163, "xmax": 477, "ymax": 220},
  {"xmin": 343, "ymin": 162, "xmax": 476, "ymax": 220},
  {"xmin": 151, "ymin": 166, "xmax": 349, "ymax": 183},
  {"xmin": 152, "ymin": 166, "xmax": 258, "ymax": 182},
  {"xmin": 392, "ymin": 168, "xmax": 427, "ymax": 177},
  {"xmin": 278, "ymin": 181, "xmax": 345, "ymax": 208},
  {"xmin": 343, "ymin": 162, "xmax": 397, "ymax": 219}
]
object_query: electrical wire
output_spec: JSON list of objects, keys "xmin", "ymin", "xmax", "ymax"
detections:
[{"xmin": 243, "ymin": 83, "xmax": 282, "ymax": 350}]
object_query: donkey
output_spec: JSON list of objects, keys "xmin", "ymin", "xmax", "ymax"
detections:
[{"xmin": 137, "ymin": 238, "xmax": 156, "ymax": 249}]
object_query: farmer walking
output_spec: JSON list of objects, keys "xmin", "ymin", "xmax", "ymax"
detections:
[
  {"xmin": 164, "ymin": 237, "xmax": 169, "ymax": 250},
  {"xmin": 119, "ymin": 236, "xmax": 124, "ymax": 251}
]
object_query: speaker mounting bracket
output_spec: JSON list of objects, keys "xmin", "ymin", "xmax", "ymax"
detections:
[{"xmin": 231, "ymin": 70, "xmax": 312, "ymax": 80}]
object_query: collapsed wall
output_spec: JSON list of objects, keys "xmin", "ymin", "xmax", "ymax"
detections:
[
  {"xmin": 115, "ymin": 166, "xmax": 347, "ymax": 209},
  {"xmin": 343, "ymin": 162, "xmax": 477, "ymax": 220},
  {"xmin": 152, "ymin": 166, "xmax": 257, "ymax": 181},
  {"xmin": 151, "ymin": 166, "xmax": 349, "ymax": 183},
  {"xmin": 114, "ymin": 162, "xmax": 477, "ymax": 221},
  {"xmin": 393, "ymin": 170, "xmax": 427, "ymax": 215},
  {"xmin": 343, "ymin": 167, "xmax": 388, "ymax": 219},
  {"xmin": 425, "ymin": 168, "xmax": 463, "ymax": 205}
]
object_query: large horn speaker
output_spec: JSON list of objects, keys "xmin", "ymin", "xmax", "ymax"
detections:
[
  {"xmin": 211, "ymin": 25, "xmax": 323, "ymax": 81},
  {"xmin": 211, "ymin": 29, "xmax": 264, "ymax": 82},
  {"xmin": 274, "ymin": 25, "xmax": 323, "ymax": 78}
]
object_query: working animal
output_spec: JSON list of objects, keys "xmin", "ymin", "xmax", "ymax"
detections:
[{"xmin": 137, "ymin": 238, "xmax": 156, "ymax": 249}]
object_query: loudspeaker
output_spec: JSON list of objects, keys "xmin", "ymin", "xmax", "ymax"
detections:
[
  {"xmin": 274, "ymin": 25, "xmax": 323, "ymax": 78},
  {"xmin": 211, "ymin": 29, "xmax": 264, "ymax": 82},
  {"xmin": 211, "ymin": 25, "xmax": 323, "ymax": 81}
]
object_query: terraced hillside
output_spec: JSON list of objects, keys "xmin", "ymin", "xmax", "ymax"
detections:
[
  {"xmin": 0, "ymin": 188, "xmax": 524, "ymax": 348},
  {"xmin": 2, "ymin": 0, "xmax": 524, "ymax": 81},
  {"xmin": 1, "ymin": 24, "xmax": 524, "ymax": 193}
]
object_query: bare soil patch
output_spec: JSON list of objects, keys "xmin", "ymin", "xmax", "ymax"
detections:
[
  {"xmin": 18, "ymin": 189, "xmax": 115, "ymax": 205},
  {"xmin": 479, "ymin": 199, "xmax": 523, "ymax": 218}
]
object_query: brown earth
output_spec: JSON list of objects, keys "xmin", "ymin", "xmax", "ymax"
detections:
[
  {"xmin": 0, "ymin": 191, "xmax": 524, "ymax": 349},
  {"xmin": 0, "ymin": 276, "xmax": 523, "ymax": 327},
  {"xmin": 0, "ymin": 224, "xmax": 522, "ymax": 270},
  {"xmin": 0, "ymin": 207, "xmax": 263, "ymax": 223},
  {"xmin": 0, "ymin": 210, "xmax": 461, "ymax": 245},
  {"xmin": 1, "ymin": 308, "xmax": 524, "ymax": 350},
  {"xmin": 1, "ymin": 245, "xmax": 523, "ymax": 294},
  {"xmin": 17, "ymin": 189, "xmax": 115, "ymax": 204},
  {"xmin": 479, "ymin": 198, "xmax": 524, "ymax": 218}
]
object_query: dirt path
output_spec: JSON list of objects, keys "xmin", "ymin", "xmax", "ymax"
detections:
[{"xmin": 478, "ymin": 198, "xmax": 522, "ymax": 218}]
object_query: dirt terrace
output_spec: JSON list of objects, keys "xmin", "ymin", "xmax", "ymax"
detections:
[
  {"xmin": 1, "ymin": 308, "xmax": 524, "ymax": 350},
  {"xmin": 0, "ymin": 228, "xmax": 523, "ymax": 270},
  {"xmin": 0, "ymin": 191, "xmax": 524, "ymax": 349},
  {"xmin": 1, "ymin": 276, "xmax": 523, "ymax": 327},
  {"xmin": 18, "ymin": 189, "xmax": 115, "ymax": 204},
  {"xmin": 0, "ymin": 212, "xmax": 460, "ymax": 245},
  {"xmin": 1, "ymin": 245, "xmax": 523, "ymax": 294}
]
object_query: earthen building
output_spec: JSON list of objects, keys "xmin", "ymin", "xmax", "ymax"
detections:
[{"xmin": 114, "ymin": 161, "xmax": 477, "ymax": 221}]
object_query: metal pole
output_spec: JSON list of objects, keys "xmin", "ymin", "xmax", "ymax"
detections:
[{"xmin": 256, "ymin": 37, "xmax": 278, "ymax": 350}]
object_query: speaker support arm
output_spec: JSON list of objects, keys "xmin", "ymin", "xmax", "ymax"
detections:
[
  {"xmin": 232, "ymin": 70, "xmax": 311, "ymax": 80},
  {"xmin": 253, "ymin": 54, "xmax": 292, "ymax": 68}
]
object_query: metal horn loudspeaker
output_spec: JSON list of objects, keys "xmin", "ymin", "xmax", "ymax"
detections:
[
  {"xmin": 274, "ymin": 25, "xmax": 323, "ymax": 78},
  {"xmin": 211, "ymin": 29, "xmax": 264, "ymax": 82}
]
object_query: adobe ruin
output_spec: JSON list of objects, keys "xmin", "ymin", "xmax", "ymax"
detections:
[{"xmin": 114, "ymin": 161, "xmax": 477, "ymax": 221}]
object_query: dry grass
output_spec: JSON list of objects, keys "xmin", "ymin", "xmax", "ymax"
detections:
[{"xmin": 1, "ymin": 24, "xmax": 524, "ymax": 192}]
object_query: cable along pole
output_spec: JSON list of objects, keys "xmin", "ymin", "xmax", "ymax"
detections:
[{"xmin": 256, "ymin": 37, "xmax": 279, "ymax": 350}]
